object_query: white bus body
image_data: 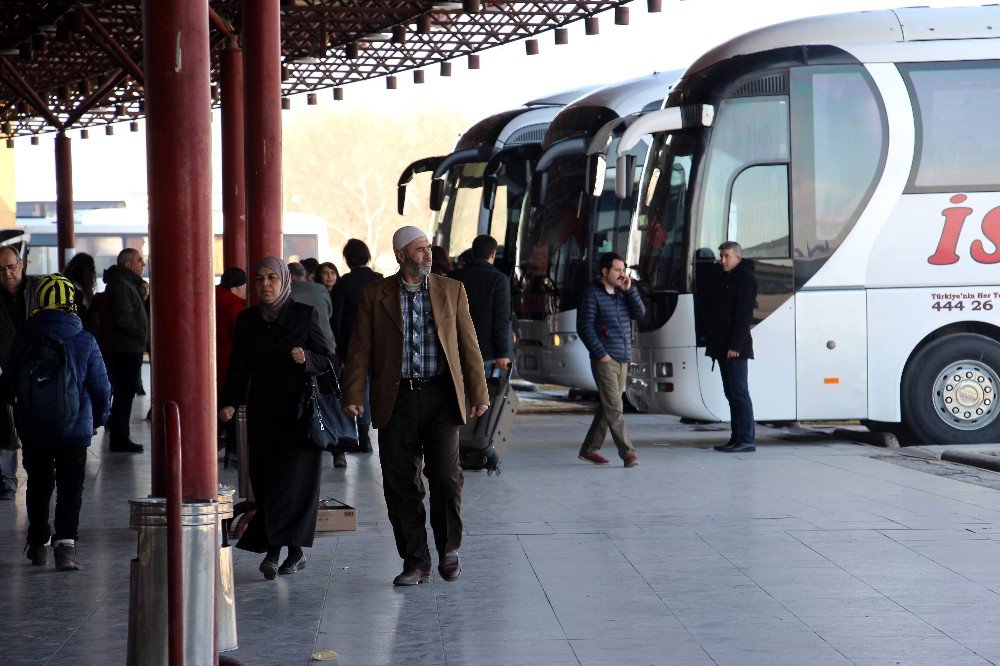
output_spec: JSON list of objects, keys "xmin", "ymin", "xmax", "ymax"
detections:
[
  {"xmin": 613, "ymin": 6, "xmax": 1000, "ymax": 444},
  {"xmin": 514, "ymin": 73, "xmax": 678, "ymax": 391}
]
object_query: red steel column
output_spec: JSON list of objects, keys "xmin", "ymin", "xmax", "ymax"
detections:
[
  {"xmin": 221, "ymin": 39, "xmax": 247, "ymax": 276},
  {"xmin": 54, "ymin": 133, "xmax": 74, "ymax": 270},
  {"xmin": 142, "ymin": 0, "xmax": 216, "ymax": 500},
  {"xmin": 243, "ymin": 0, "xmax": 283, "ymax": 288}
]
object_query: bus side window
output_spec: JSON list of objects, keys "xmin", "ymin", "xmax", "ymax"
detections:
[{"xmin": 728, "ymin": 164, "xmax": 790, "ymax": 259}]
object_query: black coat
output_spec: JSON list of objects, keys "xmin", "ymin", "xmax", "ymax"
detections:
[
  {"xmin": 102, "ymin": 265, "xmax": 148, "ymax": 354},
  {"xmin": 330, "ymin": 266, "xmax": 383, "ymax": 361},
  {"xmin": 704, "ymin": 259, "xmax": 757, "ymax": 361},
  {"xmin": 221, "ymin": 301, "xmax": 334, "ymax": 551},
  {"xmin": 447, "ymin": 259, "xmax": 512, "ymax": 360}
]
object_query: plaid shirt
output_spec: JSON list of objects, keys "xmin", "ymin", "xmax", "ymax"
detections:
[{"xmin": 400, "ymin": 275, "xmax": 442, "ymax": 378}]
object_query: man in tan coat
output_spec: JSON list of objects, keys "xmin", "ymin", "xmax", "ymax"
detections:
[{"xmin": 343, "ymin": 226, "xmax": 489, "ymax": 586}]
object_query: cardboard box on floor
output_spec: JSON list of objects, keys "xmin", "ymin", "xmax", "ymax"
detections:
[{"xmin": 316, "ymin": 498, "xmax": 357, "ymax": 532}]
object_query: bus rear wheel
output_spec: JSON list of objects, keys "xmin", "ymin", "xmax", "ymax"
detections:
[{"xmin": 903, "ymin": 333, "xmax": 1000, "ymax": 444}]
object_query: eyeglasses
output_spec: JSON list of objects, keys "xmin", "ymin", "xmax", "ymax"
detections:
[{"xmin": 0, "ymin": 262, "xmax": 21, "ymax": 274}]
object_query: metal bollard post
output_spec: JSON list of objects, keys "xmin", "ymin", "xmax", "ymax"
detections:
[
  {"xmin": 235, "ymin": 406, "xmax": 253, "ymax": 502},
  {"xmin": 216, "ymin": 486, "xmax": 238, "ymax": 652}
]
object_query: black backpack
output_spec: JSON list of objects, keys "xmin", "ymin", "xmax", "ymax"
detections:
[{"xmin": 14, "ymin": 336, "xmax": 80, "ymax": 439}]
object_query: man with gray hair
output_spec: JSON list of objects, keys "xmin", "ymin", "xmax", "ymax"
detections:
[
  {"xmin": 104, "ymin": 248, "xmax": 148, "ymax": 453},
  {"xmin": 706, "ymin": 241, "xmax": 758, "ymax": 453},
  {"xmin": 0, "ymin": 245, "xmax": 42, "ymax": 497},
  {"xmin": 343, "ymin": 225, "xmax": 489, "ymax": 586}
]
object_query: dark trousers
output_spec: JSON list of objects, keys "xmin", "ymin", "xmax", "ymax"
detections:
[
  {"xmin": 21, "ymin": 447, "xmax": 87, "ymax": 546},
  {"xmin": 110, "ymin": 352, "xmax": 142, "ymax": 446},
  {"xmin": 719, "ymin": 357, "xmax": 755, "ymax": 445},
  {"xmin": 378, "ymin": 379, "xmax": 463, "ymax": 571}
]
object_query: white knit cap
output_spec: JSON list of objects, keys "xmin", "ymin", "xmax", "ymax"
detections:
[{"xmin": 392, "ymin": 225, "xmax": 427, "ymax": 252}]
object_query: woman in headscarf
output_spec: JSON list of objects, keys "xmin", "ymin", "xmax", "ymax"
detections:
[{"xmin": 218, "ymin": 257, "xmax": 335, "ymax": 579}]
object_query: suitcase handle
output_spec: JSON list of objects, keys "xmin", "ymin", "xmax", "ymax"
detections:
[{"xmin": 488, "ymin": 364, "xmax": 514, "ymax": 381}]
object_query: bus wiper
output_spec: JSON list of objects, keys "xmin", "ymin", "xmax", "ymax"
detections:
[{"xmin": 397, "ymin": 156, "xmax": 444, "ymax": 215}]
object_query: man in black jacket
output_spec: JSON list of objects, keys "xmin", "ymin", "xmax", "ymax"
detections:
[
  {"xmin": 0, "ymin": 246, "xmax": 42, "ymax": 499},
  {"xmin": 103, "ymin": 248, "xmax": 149, "ymax": 453},
  {"xmin": 330, "ymin": 239, "xmax": 382, "ymax": 452},
  {"xmin": 447, "ymin": 235, "xmax": 511, "ymax": 373},
  {"xmin": 706, "ymin": 241, "xmax": 758, "ymax": 454}
]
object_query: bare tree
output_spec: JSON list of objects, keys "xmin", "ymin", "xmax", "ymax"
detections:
[{"xmin": 284, "ymin": 106, "xmax": 471, "ymax": 270}]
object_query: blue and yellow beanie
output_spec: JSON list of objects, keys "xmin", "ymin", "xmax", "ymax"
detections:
[{"xmin": 34, "ymin": 273, "xmax": 77, "ymax": 314}]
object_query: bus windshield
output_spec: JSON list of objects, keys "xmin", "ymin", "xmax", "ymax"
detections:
[
  {"xmin": 433, "ymin": 162, "xmax": 487, "ymax": 263},
  {"xmin": 516, "ymin": 154, "xmax": 628, "ymax": 319},
  {"xmin": 630, "ymin": 130, "xmax": 697, "ymax": 331}
]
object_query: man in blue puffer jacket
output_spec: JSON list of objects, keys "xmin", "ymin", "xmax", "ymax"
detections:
[
  {"xmin": 2, "ymin": 274, "xmax": 111, "ymax": 571},
  {"xmin": 576, "ymin": 252, "xmax": 645, "ymax": 468}
]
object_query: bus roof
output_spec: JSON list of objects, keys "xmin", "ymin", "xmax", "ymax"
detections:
[
  {"xmin": 543, "ymin": 71, "xmax": 681, "ymax": 148},
  {"xmin": 685, "ymin": 6, "xmax": 1000, "ymax": 77}
]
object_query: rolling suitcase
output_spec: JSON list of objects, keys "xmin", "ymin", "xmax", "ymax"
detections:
[{"xmin": 459, "ymin": 367, "xmax": 519, "ymax": 474}]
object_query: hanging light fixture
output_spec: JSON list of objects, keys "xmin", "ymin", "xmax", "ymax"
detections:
[
  {"xmin": 392, "ymin": 25, "xmax": 407, "ymax": 43},
  {"xmin": 414, "ymin": 70, "xmax": 426, "ymax": 84},
  {"xmin": 105, "ymin": 125, "xmax": 114, "ymax": 136},
  {"xmin": 441, "ymin": 62, "xmax": 453, "ymax": 77},
  {"xmin": 386, "ymin": 76, "xmax": 398, "ymax": 90},
  {"xmin": 130, "ymin": 121, "xmax": 139, "ymax": 132},
  {"xmin": 554, "ymin": 28, "xmax": 569, "ymax": 45},
  {"xmin": 468, "ymin": 54, "xmax": 480, "ymax": 69},
  {"xmin": 333, "ymin": 87, "xmax": 344, "ymax": 101},
  {"xmin": 615, "ymin": 7, "xmax": 630, "ymax": 25},
  {"xmin": 307, "ymin": 93, "xmax": 317, "ymax": 105},
  {"xmin": 346, "ymin": 42, "xmax": 359, "ymax": 59},
  {"xmin": 30, "ymin": 135, "xmax": 39, "ymax": 146},
  {"xmin": 585, "ymin": 17, "xmax": 599, "ymax": 35},
  {"xmin": 281, "ymin": 98, "xmax": 291, "ymax": 110},
  {"xmin": 648, "ymin": 0, "xmax": 663, "ymax": 12},
  {"xmin": 525, "ymin": 39, "xmax": 539, "ymax": 56},
  {"xmin": 80, "ymin": 129, "xmax": 89, "ymax": 139}
]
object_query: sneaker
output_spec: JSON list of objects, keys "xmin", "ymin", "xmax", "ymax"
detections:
[
  {"xmin": 578, "ymin": 452, "xmax": 611, "ymax": 465},
  {"xmin": 54, "ymin": 543, "xmax": 81, "ymax": 571},
  {"xmin": 333, "ymin": 452, "xmax": 347, "ymax": 468},
  {"xmin": 624, "ymin": 455, "xmax": 640, "ymax": 468},
  {"xmin": 26, "ymin": 543, "xmax": 48, "ymax": 567}
]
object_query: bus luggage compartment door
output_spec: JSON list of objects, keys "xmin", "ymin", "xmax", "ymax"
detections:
[{"xmin": 795, "ymin": 290, "xmax": 868, "ymax": 420}]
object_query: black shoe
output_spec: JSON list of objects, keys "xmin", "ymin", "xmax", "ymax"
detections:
[
  {"xmin": 26, "ymin": 543, "xmax": 48, "ymax": 567},
  {"xmin": 110, "ymin": 441, "xmax": 144, "ymax": 453},
  {"xmin": 54, "ymin": 543, "xmax": 82, "ymax": 571},
  {"xmin": 333, "ymin": 452, "xmax": 347, "ymax": 468},
  {"xmin": 393, "ymin": 567, "xmax": 431, "ymax": 586},
  {"xmin": 0, "ymin": 487, "xmax": 15, "ymax": 501},
  {"xmin": 438, "ymin": 552, "xmax": 461, "ymax": 582},
  {"xmin": 713, "ymin": 441, "xmax": 737, "ymax": 452},
  {"xmin": 137, "ymin": 383, "xmax": 146, "ymax": 396},
  {"xmin": 259, "ymin": 558, "xmax": 279, "ymax": 580},
  {"xmin": 721, "ymin": 443, "xmax": 756, "ymax": 453},
  {"xmin": 278, "ymin": 553, "xmax": 307, "ymax": 575}
]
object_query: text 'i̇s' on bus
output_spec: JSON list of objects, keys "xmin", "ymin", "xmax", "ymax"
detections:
[{"xmin": 605, "ymin": 6, "xmax": 1000, "ymax": 445}]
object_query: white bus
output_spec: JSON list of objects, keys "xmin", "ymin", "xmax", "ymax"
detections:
[
  {"xmin": 609, "ymin": 6, "xmax": 1000, "ymax": 444},
  {"xmin": 514, "ymin": 72, "xmax": 678, "ymax": 392},
  {"xmin": 17, "ymin": 207, "xmax": 332, "ymax": 281},
  {"xmin": 397, "ymin": 87, "xmax": 591, "ymax": 276}
]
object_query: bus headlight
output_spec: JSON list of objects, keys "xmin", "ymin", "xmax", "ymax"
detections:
[
  {"xmin": 655, "ymin": 362, "xmax": 673, "ymax": 378},
  {"xmin": 550, "ymin": 333, "xmax": 578, "ymax": 347}
]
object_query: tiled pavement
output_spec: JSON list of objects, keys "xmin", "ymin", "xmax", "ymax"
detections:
[{"xmin": 3, "ymin": 376, "xmax": 1000, "ymax": 664}]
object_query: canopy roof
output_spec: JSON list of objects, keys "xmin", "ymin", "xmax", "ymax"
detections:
[{"xmin": 0, "ymin": 1, "xmax": 633, "ymax": 138}]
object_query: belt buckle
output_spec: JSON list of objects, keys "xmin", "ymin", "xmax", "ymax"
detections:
[{"xmin": 407, "ymin": 377, "xmax": 417, "ymax": 390}]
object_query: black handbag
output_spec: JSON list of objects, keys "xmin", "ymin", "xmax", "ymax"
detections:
[{"xmin": 295, "ymin": 359, "xmax": 343, "ymax": 451}]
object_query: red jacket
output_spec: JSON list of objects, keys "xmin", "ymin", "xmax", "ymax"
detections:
[{"xmin": 215, "ymin": 285, "xmax": 245, "ymax": 389}]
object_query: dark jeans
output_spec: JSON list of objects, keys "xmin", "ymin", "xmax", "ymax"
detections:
[
  {"xmin": 110, "ymin": 352, "xmax": 142, "ymax": 446},
  {"xmin": 378, "ymin": 378, "xmax": 463, "ymax": 571},
  {"xmin": 21, "ymin": 446, "xmax": 87, "ymax": 545},
  {"xmin": 719, "ymin": 357, "xmax": 755, "ymax": 445}
]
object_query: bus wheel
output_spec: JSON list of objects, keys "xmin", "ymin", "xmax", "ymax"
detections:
[{"xmin": 903, "ymin": 333, "xmax": 1000, "ymax": 444}]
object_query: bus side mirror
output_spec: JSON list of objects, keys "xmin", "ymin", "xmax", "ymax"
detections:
[
  {"xmin": 615, "ymin": 154, "xmax": 637, "ymax": 200},
  {"xmin": 430, "ymin": 179, "xmax": 445, "ymax": 212},
  {"xmin": 397, "ymin": 185, "xmax": 407, "ymax": 216},
  {"xmin": 529, "ymin": 172, "xmax": 547, "ymax": 205},
  {"xmin": 483, "ymin": 179, "xmax": 497, "ymax": 211},
  {"xmin": 585, "ymin": 156, "xmax": 603, "ymax": 198}
]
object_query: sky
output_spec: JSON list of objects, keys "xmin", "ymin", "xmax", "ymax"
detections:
[{"xmin": 13, "ymin": 0, "xmax": 980, "ymax": 205}]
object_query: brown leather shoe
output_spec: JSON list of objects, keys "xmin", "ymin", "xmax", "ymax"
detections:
[
  {"xmin": 392, "ymin": 567, "xmax": 430, "ymax": 586},
  {"xmin": 438, "ymin": 552, "xmax": 461, "ymax": 582}
]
